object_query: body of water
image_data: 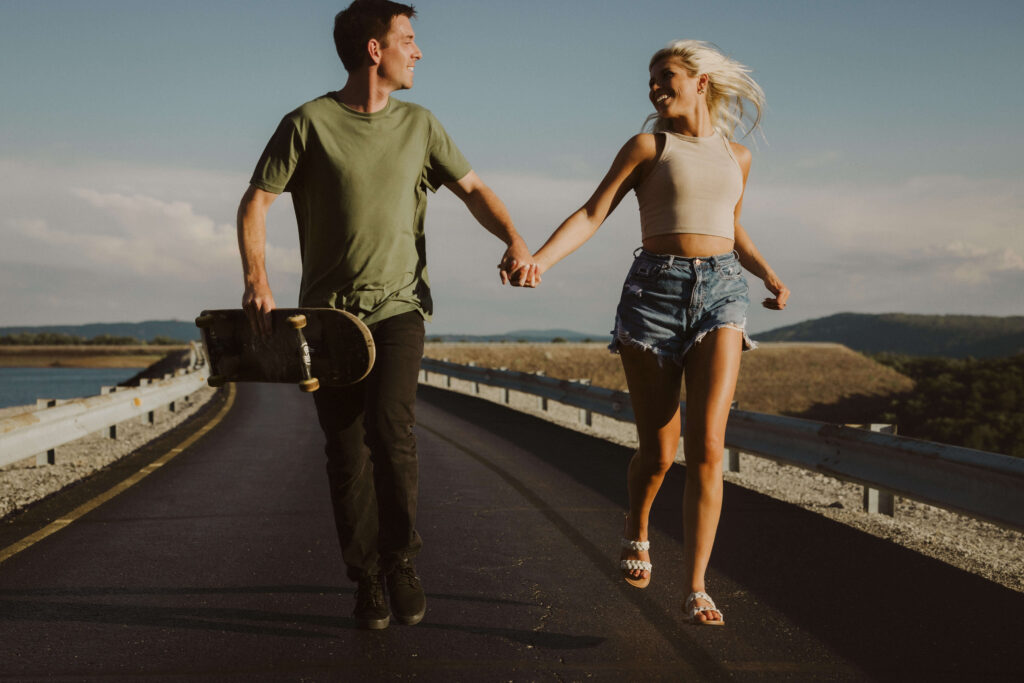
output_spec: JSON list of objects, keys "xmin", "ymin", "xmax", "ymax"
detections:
[{"xmin": 0, "ymin": 367, "xmax": 145, "ymax": 410}]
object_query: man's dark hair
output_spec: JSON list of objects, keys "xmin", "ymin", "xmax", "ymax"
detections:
[{"xmin": 333, "ymin": 0, "xmax": 417, "ymax": 72}]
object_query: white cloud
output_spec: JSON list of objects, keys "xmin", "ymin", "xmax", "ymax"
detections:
[
  {"xmin": 0, "ymin": 158, "xmax": 301, "ymax": 325},
  {"xmin": 935, "ymin": 241, "xmax": 1024, "ymax": 285},
  {"xmin": 794, "ymin": 149, "xmax": 843, "ymax": 169},
  {"xmin": 2, "ymin": 157, "xmax": 1022, "ymax": 332},
  {"xmin": 746, "ymin": 174, "xmax": 1023, "ymax": 255}
]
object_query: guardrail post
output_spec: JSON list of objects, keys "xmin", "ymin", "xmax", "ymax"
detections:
[
  {"xmin": 498, "ymin": 368, "xmax": 510, "ymax": 404},
  {"xmin": 572, "ymin": 379, "xmax": 593, "ymax": 426},
  {"xmin": 534, "ymin": 371, "xmax": 547, "ymax": 411},
  {"xmin": 169, "ymin": 400, "xmax": 177, "ymax": 413},
  {"xmin": 36, "ymin": 448, "xmax": 56, "ymax": 466},
  {"xmin": 858, "ymin": 424, "xmax": 896, "ymax": 516},
  {"xmin": 108, "ymin": 425, "xmax": 118, "ymax": 439},
  {"xmin": 723, "ymin": 448, "xmax": 740, "ymax": 473},
  {"xmin": 467, "ymin": 362, "xmax": 481, "ymax": 394},
  {"xmin": 147, "ymin": 410, "xmax": 155, "ymax": 425}
]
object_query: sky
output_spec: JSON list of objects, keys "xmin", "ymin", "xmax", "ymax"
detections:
[{"xmin": 1, "ymin": 0, "xmax": 1022, "ymax": 336}]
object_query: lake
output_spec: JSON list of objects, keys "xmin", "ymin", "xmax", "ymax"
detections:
[{"xmin": 0, "ymin": 367, "xmax": 145, "ymax": 410}]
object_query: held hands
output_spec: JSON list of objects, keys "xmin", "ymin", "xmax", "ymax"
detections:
[
  {"xmin": 498, "ymin": 240, "xmax": 541, "ymax": 288},
  {"xmin": 761, "ymin": 273, "xmax": 789, "ymax": 310}
]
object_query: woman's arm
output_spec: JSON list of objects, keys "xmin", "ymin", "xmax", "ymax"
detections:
[
  {"xmin": 533, "ymin": 134, "xmax": 658, "ymax": 275},
  {"xmin": 730, "ymin": 142, "xmax": 790, "ymax": 310}
]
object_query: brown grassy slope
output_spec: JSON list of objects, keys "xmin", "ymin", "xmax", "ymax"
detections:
[
  {"xmin": 423, "ymin": 342, "xmax": 913, "ymax": 420},
  {"xmin": 0, "ymin": 346, "xmax": 182, "ymax": 368}
]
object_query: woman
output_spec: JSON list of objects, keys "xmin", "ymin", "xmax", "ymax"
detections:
[{"xmin": 529, "ymin": 40, "xmax": 788, "ymax": 625}]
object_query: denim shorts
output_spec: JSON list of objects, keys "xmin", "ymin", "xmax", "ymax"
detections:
[{"xmin": 609, "ymin": 248, "xmax": 756, "ymax": 365}]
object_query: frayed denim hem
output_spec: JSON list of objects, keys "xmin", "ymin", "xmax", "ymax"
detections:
[
  {"xmin": 607, "ymin": 327, "xmax": 680, "ymax": 367},
  {"xmin": 691, "ymin": 321, "xmax": 758, "ymax": 352}
]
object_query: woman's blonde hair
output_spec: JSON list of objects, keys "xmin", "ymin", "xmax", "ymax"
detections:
[{"xmin": 644, "ymin": 40, "xmax": 765, "ymax": 140}]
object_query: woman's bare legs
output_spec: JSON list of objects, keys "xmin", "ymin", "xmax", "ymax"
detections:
[
  {"xmin": 681, "ymin": 328, "xmax": 743, "ymax": 622},
  {"xmin": 618, "ymin": 344, "xmax": 684, "ymax": 585}
]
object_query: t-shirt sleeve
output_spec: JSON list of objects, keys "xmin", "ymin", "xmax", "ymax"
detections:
[
  {"xmin": 250, "ymin": 114, "xmax": 305, "ymax": 194},
  {"xmin": 422, "ymin": 112, "xmax": 472, "ymax": 193}
]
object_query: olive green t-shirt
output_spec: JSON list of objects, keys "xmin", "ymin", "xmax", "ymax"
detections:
[{"xmin": 250, "ymin": 95, "xmax": 471, "ymax": 324}]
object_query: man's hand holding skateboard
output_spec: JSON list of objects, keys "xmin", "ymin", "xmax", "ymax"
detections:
[{"xmin": 243, "ymin": 278, "xmax": 276, "ymax": 338}]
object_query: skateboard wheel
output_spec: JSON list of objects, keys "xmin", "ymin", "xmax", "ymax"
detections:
[
  {"xmin": 195, "ymin": 314, "xmax": 215, "ymax": 328},
  {"xmin": 299, "ymin": 378, "xmax": 320, "ymax": 393},
  {"xmin": 287, "ymin": 314, "xmax": 308, "ymax": 330},
  {"xmin": 208, "ymin": 375, "xmax": 226, "ymax": 388}
]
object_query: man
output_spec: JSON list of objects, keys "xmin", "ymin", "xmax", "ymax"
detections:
[{"xmin": 236, "ymin": 0, "xmax": 533, "ymax": 630}]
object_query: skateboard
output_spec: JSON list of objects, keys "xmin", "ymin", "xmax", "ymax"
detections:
[{"xmin": 195, "ymin": 308, "xmax": 375, "ymax": 392}]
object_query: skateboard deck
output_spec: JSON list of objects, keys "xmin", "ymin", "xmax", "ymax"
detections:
[{"xmin": 195, "ymin": 308, "xmax": 375, "ymax": 392}]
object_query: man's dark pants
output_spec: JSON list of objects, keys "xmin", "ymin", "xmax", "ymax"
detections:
[{"xmin": 312, "ymin": 311, "xmax": 425, "ymax": 581}]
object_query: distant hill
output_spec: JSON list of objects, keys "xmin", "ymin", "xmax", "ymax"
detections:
[
  {"xmin": 757, "ymin": 313, "xmax": 1024, "ymax": 358},
  {"xmin": 427, "ymin": 329, "xmax": 602, "ymax": 343},
  {"xmin": 0, "ymin": 321, "xmax": 598, "ymax": 345},
  {"xmin": 0, "ymin": 320, "xmax": 200, "ymax": 342}
]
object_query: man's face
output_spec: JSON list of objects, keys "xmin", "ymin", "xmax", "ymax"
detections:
[{"xmin": 377, "ymin": 15, "xmax": 421, "ymax": 91}]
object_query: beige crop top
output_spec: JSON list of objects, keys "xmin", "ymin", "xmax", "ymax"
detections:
[{"xmin": 635, "ymin": 131, "xmax": 743, "ymax": 241}]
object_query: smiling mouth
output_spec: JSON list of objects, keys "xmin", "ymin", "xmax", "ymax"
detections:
[{"xmin": 655, "ymin": 93, "xmax": 670, "ymax": 104}]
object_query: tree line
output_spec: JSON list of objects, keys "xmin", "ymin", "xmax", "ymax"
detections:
[
  {"xmin": 0, "ymin": 333, "xmax": 187, "ymax": 346},
  {"xmin": 872, "ymin": 353, "xmax": 1024, "ymax": 458}
]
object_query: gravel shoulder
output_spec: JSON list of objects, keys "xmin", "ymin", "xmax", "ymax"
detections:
[{"xmin": 420, "ymin": 373, "xmax": 1024, "ymax": 594}]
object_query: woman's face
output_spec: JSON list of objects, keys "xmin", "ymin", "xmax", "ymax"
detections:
[{"xmin": 648, "ymin": 56, "xmax": 703, "ymax": 118}]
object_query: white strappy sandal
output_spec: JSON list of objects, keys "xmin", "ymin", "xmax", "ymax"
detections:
[
  {"xmin": 684, "ymin": 591, "xmax": 724, "ymax": 626},
  {"xmin": 619, "ymin": 538, "xmax": 652, "ymax": 588}
]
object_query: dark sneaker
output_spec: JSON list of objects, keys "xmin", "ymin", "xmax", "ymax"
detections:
[
  {"xmin": 386, "ymin": 560, "xmax": 426, "ymax": 625},
  {"xmin": 353, "ymin": 573, "xmax": 390, "ymax": 630}
]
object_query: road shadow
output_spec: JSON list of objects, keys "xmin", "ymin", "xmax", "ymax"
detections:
[
  {"xmin": 418, "ymin": 385, "xmax": 1024, "ymax": 680},
  {"xmin": 0, "ymin": 584, "xmax": 602, "ymax": 649}
]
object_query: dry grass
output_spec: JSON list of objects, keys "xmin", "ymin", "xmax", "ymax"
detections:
[
  {"xmin": 423, "ymin": 342, "xmax": 913, "ymax": 419},
  {"xmin": 0, "ymin": 346, "xmax": 183, "ymax": 368}
]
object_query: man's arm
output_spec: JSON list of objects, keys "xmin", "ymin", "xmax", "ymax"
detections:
[
  {"xmin": 237, "ymin": 184, "xmax": 280, "ymax": 334},
  {"xmin": 444, "ymin": 171, "xmax": 537, "ymax": 287}
]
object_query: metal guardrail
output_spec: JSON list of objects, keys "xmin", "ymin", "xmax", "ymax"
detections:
[
  {"xmin": 419, "ymin": 358, "xmax": 1024, "ymax": 531},
  {"xmin": 0, "ymin": 348, "xmax": 209, "ymax": 469}
]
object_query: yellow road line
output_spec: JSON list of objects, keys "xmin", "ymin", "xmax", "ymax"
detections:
[{"xmin": 0, "ymin": 383, "xmax": 236, "ymax": 565}]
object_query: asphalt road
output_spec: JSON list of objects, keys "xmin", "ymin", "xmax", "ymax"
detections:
[{"xmin": 0, "ymin": 382, "xmax": 1021, "ymax": 681}]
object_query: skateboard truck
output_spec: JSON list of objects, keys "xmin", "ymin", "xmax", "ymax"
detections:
[{"xmin": 287, "ymin": 314, "xmax": 320, "ymax": 392}]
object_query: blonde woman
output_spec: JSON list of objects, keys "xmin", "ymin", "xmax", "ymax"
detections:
[{"xmin": 529, "ymin": 41, "xmax": 789, "ymax": 625}]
